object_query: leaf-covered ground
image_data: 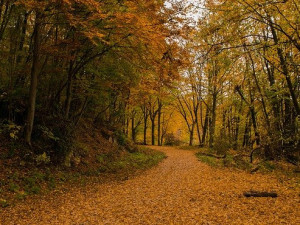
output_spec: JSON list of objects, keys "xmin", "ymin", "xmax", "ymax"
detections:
[{"xmin": 1, "ymin": 146, "xmax": 299, "ymax": 224}]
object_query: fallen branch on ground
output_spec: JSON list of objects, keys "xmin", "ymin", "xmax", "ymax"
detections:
[{"xmin": 243, "ymin": 191, "xmax": 278, "ymax": 198}]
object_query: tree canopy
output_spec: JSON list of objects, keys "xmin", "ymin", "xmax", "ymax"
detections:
[{"xmin": 0, "ymin": 0, "xmax": 299, "ymax": 163}]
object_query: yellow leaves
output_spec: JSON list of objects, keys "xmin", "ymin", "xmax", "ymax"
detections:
[
  {"xmin": 16, "ymin": 0, "xmax": 48, "ymax": 10},
  {"xmin": 82, "ymin": 29, "xmax": 106, "ymax": 44},
  {"xmin": 3, "ymin": 147, "xmax": 299, "ymax": 224}
]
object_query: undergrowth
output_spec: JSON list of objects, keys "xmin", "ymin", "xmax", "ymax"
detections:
[
  {"xmin": 195, "ymin": 150, "xmax": 300, "ymax": 178},
  {"xmin": 178, "ymin": 146, "xmax": 299, "ymax": 179},
  {"xmin": 97, "ymin": 148, "xmax": 166, "ymax": 173},
  {"xmin": 0, "ymin": 146, "xmax": 165, "ymax": 208}
]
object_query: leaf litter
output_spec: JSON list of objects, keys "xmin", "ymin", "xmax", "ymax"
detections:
[{"xmin": 1, "ymin": 146, "xmax": 299, "ymax": 225}]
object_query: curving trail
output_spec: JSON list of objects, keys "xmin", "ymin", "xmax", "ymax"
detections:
[{"xmin": 1, "ymin": 146, "xmax": 299, "ymax": 225}]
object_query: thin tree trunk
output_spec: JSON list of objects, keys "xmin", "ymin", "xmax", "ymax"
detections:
[
  {"xmin": 235, "ymin": 85, "xmax": 260, "ymax": 146},
  {"xmin": 189, "ymin": 123, "xmax": 195, "ymax": 146},
  {"xmin": 141, "ymin": 104, "xmax": 148, "ymax": 145},
  {"xmin": 131, "ymin": 116, "xmax": 136, "ymax": 142},
  {"xmin": 209, "ymin": 92, "xmax": 217, "ymax": 148},
  {"xmin": 195, "ymin": 116, "xmax": 201, "ymax": 146},
  {"xmin": 157, "ymin": 100, "xmax": 162, "ymax": 146},
  {"xmin": 247, "ymin": 49, "xmax": 270, "ymax": 128},
  {"xmin": 201, "ymin": 107, "xmax": 209, "ymax": 146},
  {"xmin": 263, "ymin": 53, "xmax": 283, "ymax": 154},
  {"xmin": 25, "ymin": 11, "xmax": 41, "ymax": 145},
  {"xmin": 233, "ymin": 116, "xmax": 240, "ymax": 150},
  {"xmin": 151, "ymin": 119, "xmax": 155, "ymax": 145},
  {"xmin": 161, "ymin": 130, "xmax": 164, "ymax": 146},
  {"xmin": 243, "ymin": 114, "xmax": 251, "ymax": 147},
  {"xmin": 65, "ymin": 61, "xmax": 74, "ymax": 119},
  {"xmin": 143, "ymin": 115, "xmax": 147, "ymax": 145},
  {"xmin": 249, "ymin": 90, "xmax": 260, "ymax": 146},
  {"xmin": 126, "ymin": 118, "xmax": 129, "ymax": 136},
  {"xmin": 269, "ymin": 18, "xmax": 300, "ymax": 116}
]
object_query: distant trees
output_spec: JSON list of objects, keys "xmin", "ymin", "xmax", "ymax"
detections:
[{"xmin": 175, "ymin": 0, "xmax": 299, "ymax": 159}]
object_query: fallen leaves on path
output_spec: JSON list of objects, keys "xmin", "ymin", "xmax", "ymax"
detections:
[{"xmin": 1, "ymin": 147, "xmax": 299, "ymax": 225}]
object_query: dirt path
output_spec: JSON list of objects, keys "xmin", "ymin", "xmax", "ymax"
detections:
[{"xmin": 1, "ymin": 146, "xmax": 299, "ymax": 225}]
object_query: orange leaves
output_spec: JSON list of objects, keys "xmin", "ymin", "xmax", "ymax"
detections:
[
  {"xmin": 1, "ymin": 147, "xmax": 299, "ymax": 224},
  {"xmin": 16, "ymin": 0, "xmax": 45, "ymax": 9}
]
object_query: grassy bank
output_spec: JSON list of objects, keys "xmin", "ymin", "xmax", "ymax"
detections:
[
  {"xmin": 176, "ymin": 146, "xmax": 299, "ymax": 177},
  {"xmin": 194, "ymin": 148, "xmax": 300, "ymax": 176},
  {"xmin": 96, "ymin": 147, "xmax": 166, "ymax": 173},
  {"xmin": 0, "ymin": 146, "xmax": 165, "ymax": 208}
]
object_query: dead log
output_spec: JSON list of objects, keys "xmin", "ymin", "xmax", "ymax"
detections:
[
  {"xmin": 243, "ymin": 191, "xmax": 278, "ymax": 198},
  {"xmin": 197, "ymin": 152, "xmax": 226, "ymax": 159}
]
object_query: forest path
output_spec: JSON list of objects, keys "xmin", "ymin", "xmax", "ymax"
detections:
[{"xmin": 1, "ymin": 146, "xmax": 299, "ymax": 225}]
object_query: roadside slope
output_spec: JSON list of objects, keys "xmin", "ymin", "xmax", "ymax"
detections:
[{"xmin": 1, "ymin": 146, "xmax": 299, "ymax": 225}]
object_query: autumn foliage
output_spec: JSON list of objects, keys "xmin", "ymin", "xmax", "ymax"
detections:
[{"xmin": 0, "ymin": 0, "xmax": 299, "ymax": 164}]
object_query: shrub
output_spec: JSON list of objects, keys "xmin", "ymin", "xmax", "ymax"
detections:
[
  {"xmin": 0, "ymin": 121, "xmax": 22, "ymax": 140},
  {"xmin": 0, "ymin": 199, "xmax": 9, "ymax": 208},
  {"xmin": 114, "ymin": 130, "xmax": 137, "ymax": 153},
  {"xmin": 164, "ymin": 133, "xmax": 181, "ymax": 146},
  {"xmin": 196, "ymin": 154, "xmax": 218, "ymax": 167},
  {"xmin": 213, "ymin": 135, "xmax": 231, "ymax": 155},
  {"xmin": 36, "ymin": 152, "xmax": 51, "ymax": 165}
]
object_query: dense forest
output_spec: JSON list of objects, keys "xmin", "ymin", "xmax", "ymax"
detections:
[
  {"xmin": 0, "ymin": 0, "xmax": 183, "ymax": 164},
  {"xmin": 175, "ymin": 0, "xmax": 300, "ymax": 161},
  {"xmin": 0, "ymin": 0, "xmax": 299, "ymax": 224},
  {"xmin": 0, "ymin": 0, "xmax": 299, "ymax": 164}
]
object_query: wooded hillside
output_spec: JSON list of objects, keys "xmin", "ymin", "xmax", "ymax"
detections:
[
  {"xmin": 0, "ymin": 0, "xmax": 182, "ymax": 164},
  {"xmin": 0, "ymin": 0, "xmax": 299, "ymax": 165}
]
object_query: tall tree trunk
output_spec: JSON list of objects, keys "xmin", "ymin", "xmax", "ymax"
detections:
[
  {"xmin": 149, "ymin": 99, "xmax": 158, "ymax": 146},
  {"xmin": 25, "ymin": 12, "xmax": 41, "ymax": 145},
  {"xmin": 269, "ymin": 18, "xmax": 300, "ymax": 116},
  {"xmin": 157, "ymin": 100, "xmax": 162, "ymax": 146},
  {"xmin": 131, "ymin": 116, "xmax": 136, "ymax": 142},
  {"xmin": 161, "ymin": 129, "xmax": 164, "ymax": 146},
  {"xmin": 235, "ymin": 83, "xmax": 260, "ymax": 147},
  {"xmin": 264, "ymin": 54, "xmax": 283, "ymax": 154},
  {"xmin": 0, "ymin": 1, "xmax": 14, "ymax": 42},
  {"xmin": 209, "ymin": 92, "xmax": 217, "ymax": 148},
  {"xmin": 143, "ymin": 115, "xmax": 147, "ymax": 145},
  {"xmin": 151, "ymin": 119, "xmax": 155, "ymax": 145},
  {"xmin": 282, "ymin": 96, "xmax": 295, "ymax": 155},
  {"xmin": 195, "ymin": 116, "xmax": 201, "ymax": 146},
  {"xmin": 14, "ymin": 11, "xmax": 29, "ymax": 87},
  {"xmin": 249, "ymin": 90, "xmax": 260, "ymax": 146},
  {"xmin": 233, "ymin": 115, "xmax": 240, "ymax": 150},
  {"xmin": 125, "ymin": 117, "xmax": 129, "ymax": 136},
  {"xmin": 243, "ymin": 114, "xmax": 251, "ymax": 147},
  {"xmin": 141, "ymin": 105, "xmax": 148, "ymax": 145},
  {"xmin": 201, "ymin": 107, "xmax": 209, "ymax": 146},
  {"xmin": 65, "ymin": 61, "xmax": 74, "ymax": 119},
  {"xmin": 16, "ymin": 11, "xmax": 28, "ymax": 65},
  {"xmin": 189, "ymin": 123, "xmax": 195, "ymax": 146},
  {"xmin": 247, "ymin": 49, "xmax": 270, "ymax": 128}
]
